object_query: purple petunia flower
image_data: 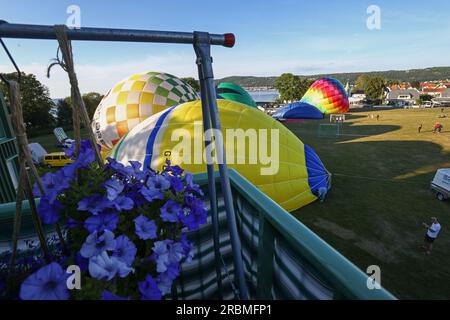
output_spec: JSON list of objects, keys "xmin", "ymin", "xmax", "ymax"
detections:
[
  {"xmin": 37, "ymin": 171, "xmax": 71, "ymax": 203},
  {"xmin": 134, "ymin": 215, "xmax": 157, "ymax": 240},
  {"xmin": 84, "ymin": 212, "xmax": 119, "ymax": 233},
  {"xmin": 88, "ymin": 252, "xmax": 134, "ymax": 281},
  {"xmin": 128, "ymin": 160, "xmax": 149, "ymax": 181},
  {"xmin": 140, "ymin": 184, "xmax": 164, "ymax": 202},
  {"xmin": 77, "ymin": 193, "xmax": 110, "ymax": 215},
  {"xmin": 147, "ymin": 174, "xmax": 170, "ymax": 192},
  {"xmin": 101, "ymin": 291, "xmax": 129, "ymax": 300},
  {"xmin": 19, "ymin": 262, "xmax": 69, "ymax": 300},
  {"xmin": 152, "ymin": 240, "xmax": 185, "ymax": 274},
  {"xmin": 111, "ymin": 195, "xmax": 134, "ymax": 212},
  {"xmin": 157, "ymin": 272, "xmax": 176, "ymax": 295},
  {"xmin": 104, "ymin": 178, "xmax": 124, "ymax": 201},
  {"xmin": 112, "ymin": 235, "xmax": 137, "ymax": 266},
  {"xmin": 160, "ymin": 200, "xmax": 182, "ymax": 223},
  {"xmin": 166, "ymin": 174, "xmax": 184, "ymax": 193},
  {"xmin": 181, "ymin": 194, "xmax": 208, "ymax": 231},
  {"xmin": 105, "ymin": 157, "xmax": 133, "ymax": 178},
  {"xmin": 163, "ymin": 159, "xmax": 184, "ymax": 176},
  {"xmin": 65, "ymin": 140, "xmax": 100, "ymax": 169},
  {"xmin": 37, "ymin": 198, "xmax": 63, "ymax": 224},
  {"xmin": 185, "ymin": 172, "xmax": 204, "ymax": 196},
  {"xmin": 80, "ymin": 230, "xmax": 116, "ymax": 258},
  {"xmin": 180, "ymin": 233, "xmax": 194, "ymax": 264},
  {"xmin": 138, "ymin": 275, "xmax": 162, "ymax": 300}
]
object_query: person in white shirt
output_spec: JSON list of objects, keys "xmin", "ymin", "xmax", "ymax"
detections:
[{"xmin": 421, "ymin": 217, "xmax": 441, "ymax": 254}]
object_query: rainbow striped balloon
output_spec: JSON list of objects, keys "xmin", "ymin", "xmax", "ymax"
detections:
[{"xmin": 300, "ymin": 77, "xmax": 349, "ymax": 114}]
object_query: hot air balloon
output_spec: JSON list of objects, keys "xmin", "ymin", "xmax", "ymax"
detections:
[
  {"xmin": 91, "ymin": 72, "xmax": 199, "ymax": 149},
  {"xmin": 216, "ymin": 82, "xmax": 257, "ymax": 108},
  {"xmin": 273, "ymin": 77, "xmax": 349, "ymax": 120},
  {"xmin": 111, "ymin": 99, "xmax": 330, "ymax": 212}
]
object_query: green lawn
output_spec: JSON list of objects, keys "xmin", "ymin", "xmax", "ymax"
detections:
[
  {"xmin": 289, "ymin": 107, "xmax": 450, "ymax": 299},
  {"xmin": 29, "ymin": 129, "xmax": 89, "ymax": 153}
]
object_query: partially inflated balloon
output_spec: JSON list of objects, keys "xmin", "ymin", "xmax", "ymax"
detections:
[
  {"xmin": 300, "ymin": 77, "xmax": 349, "ymax": 114},
  {"xmin": 217, "ymin": 82, "xmax": 257, "ymax": 108},
  {"xmin": 111, "ymin": 100, "xmax": 330, "ymax": 212},
  {"xmin": 92, "ymin": 72, "xmax": 199, "ymax": 149}
]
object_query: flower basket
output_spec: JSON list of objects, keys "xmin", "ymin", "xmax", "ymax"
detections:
[{"xmin": 2, "ymin": 140, "xmax": 208, "ymax": 300}]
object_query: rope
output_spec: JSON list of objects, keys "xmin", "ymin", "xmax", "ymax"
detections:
[
  {"xmin": 47, "ymin": 25, "xmax": 103, "ymax": 167},
  {"xmin": 8, "ymin": 81, "xmax": 51, "ymax": 270}
]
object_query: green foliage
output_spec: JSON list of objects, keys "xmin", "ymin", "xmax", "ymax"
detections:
[
  {"xmin": 216, "ymin": 67, "xmax": 450, "ymax": 88},
  {"xmin": 364, "ymin": 76, "xmax": 386, "ymax": 102},
  {"xmin": 181, "ymin": 77, "xmax": 200, "ymax": 92},
  {"xmin": 420, "ymin": 94, "xmax": 433, "ymax": 102},
  {"xmin": 57, "ymin": 92, "xmax": 103, "ymax": 126},
  {"xmin": 274, "ymin": 73, "xmax": 313, "ymax": 102},
  {"xmin": 0, "ymin": 72, "xmax": 55, "ymax": 131},
  {"xmin": 353, "ymin": 75, "xmax": 386, "ymax": 103},
  {"xmin": 56, "ymin": 97, "xmax": 72, "ymax": 127}
]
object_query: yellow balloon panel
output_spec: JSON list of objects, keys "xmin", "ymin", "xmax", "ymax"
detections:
[{"xmin": 112, "ymin": 100, "xmax": 329, "ymax": 212}]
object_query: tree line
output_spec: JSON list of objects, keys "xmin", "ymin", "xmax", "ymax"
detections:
[{"xmin": 274, "ymin": 72, "xmax": 392, "ymax": 104}]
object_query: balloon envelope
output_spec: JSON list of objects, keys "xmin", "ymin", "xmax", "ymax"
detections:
[
  {"xmin": 273, "ymin": 102, "xmax": 325, "ymax": 120},
  {"xmin": 300, "ymin": 77, "xmax": 349, "ymax": 114},
  {"xmin": 216, "ymin": 82, "xmax": 257, "ymax": 108},
  {"xmin": 91, "ymin": 72, "xmax": 199, "ymax": 149},
  {"xmin": 112, "ymin": 99, "xmax": 330, "ymax": 212}
]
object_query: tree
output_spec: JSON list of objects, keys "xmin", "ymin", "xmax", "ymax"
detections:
[
  {"xmin": 181, "ymin": 77, "xmax": 200, "ymax": 92},
  {"xmin": 82, "ymin": 92, "xmax": 103, "ymax": 120},
  {"xmin": 354, "ymin": 74, "xmax": 371, "ymax": 92},
  {"xmin": 274, "ymin": 73, "xmax": 313, "ymax": 102},
  {"xmin": 56, "ymin": 97, "xmax": 73, "ymax": 127},
  {"xmin": 57, "ymin": 92, "xmax": 103, "ymax": 127},
  {"xmin": 410, "ymin": 80, "xmax": 421, "ymax": 90},
  {"xmin": 364, "ymin": 76, "xmax": 386, "ymax": 103},
  {"xmin": 0, "ymin": 72, "xmax": 55, "ymax": 131}
]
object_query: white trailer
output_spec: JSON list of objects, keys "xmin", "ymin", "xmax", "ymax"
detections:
[{"xmin": 431, "ymin": 169, "xmax": 450, "ymax": 201}]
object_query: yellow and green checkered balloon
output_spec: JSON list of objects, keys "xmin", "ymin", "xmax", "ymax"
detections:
[{"xmin": 92, "ymin": 71, "xmax": 199, "ymax": 149}]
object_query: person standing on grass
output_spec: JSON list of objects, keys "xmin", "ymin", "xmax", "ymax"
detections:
[
  {"xmin": 421, "ymin": 217, "xmax": 441, "ymax": 254},
  {"xmin": 418, "ymin": 123, "xmax": 422, "ymax": 133}
]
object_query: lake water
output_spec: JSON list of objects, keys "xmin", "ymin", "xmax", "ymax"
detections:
[{"xmin": 248, "ymin": 90, "xmax": 279, "ymax": 103}]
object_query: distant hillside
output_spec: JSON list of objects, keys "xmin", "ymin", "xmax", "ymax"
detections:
[{"xmin": 216, "ymin": 67, "xmax": 450, "ymax": 87}]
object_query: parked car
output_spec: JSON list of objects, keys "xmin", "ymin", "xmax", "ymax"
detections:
[
  {"xmin": 43, "ymin": 152, "xmax": 74, "ymax": 168},
  {"xmin": 422, "ymin": 101, "xmax": 433, "ymax": 108},
  {"xmin": 431, "ymin": 169, "xmax": 450, "ymax": 201}
]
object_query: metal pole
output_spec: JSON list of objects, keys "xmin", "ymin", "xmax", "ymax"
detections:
[
  {"xmin": 0, "ymin": 21, "xmax": 235, "ymax": 47},
  {"xmin": 196, "ymin": 71, "xmax": 223, "ymax": 299},
  {"xmin": 193, "ymin": 32, "xmax": 248, "ymax": 300}
]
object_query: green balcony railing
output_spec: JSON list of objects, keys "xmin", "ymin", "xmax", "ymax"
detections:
[{"xmin": 0, "ymin": 169, "xmax": 395, "ymax": 300}]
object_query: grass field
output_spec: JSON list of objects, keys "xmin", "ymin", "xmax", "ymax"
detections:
[
  {"xmin": 29, "ymin": 129, "xmax": 89, "ymax": 153},
  {"xmin": 289, "ymin": 107, "xmax": 450, "ymax": 299},
  {"xmin": 31, "ymin": 108, "xmax": 450, "ymax": 299}
]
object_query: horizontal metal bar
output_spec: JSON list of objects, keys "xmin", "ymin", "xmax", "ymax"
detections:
[{"xmin": 0, "ymin": 21, "xmax": 235, "ymax": 47}]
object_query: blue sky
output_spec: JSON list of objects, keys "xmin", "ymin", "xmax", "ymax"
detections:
[{"xmin": 1, "ymin": 0, "xmax": 450, "ymax": 97}]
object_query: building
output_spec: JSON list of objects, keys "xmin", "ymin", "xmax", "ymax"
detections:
[
  {"xmin": 0, "ymin": 92, "xmax": 19, "ymax": 204},
  {"xmin": 420, "ymin": 81, "xmax": 450, "ymax": 97},
  {"xmin": 432, "ymin": 88, "xmax": 450, "ymax": 107},
  {"xmin": 348, "ymin": 93, "xmax": 366, "ymax": 106},
  {"xmin": 386, "ymin": 89, "xmax": 421, "ymax": 107}
]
